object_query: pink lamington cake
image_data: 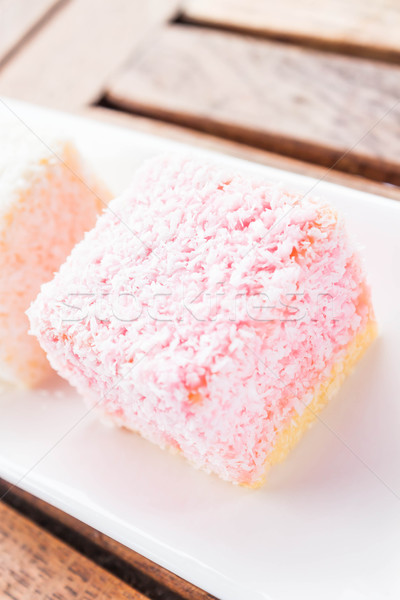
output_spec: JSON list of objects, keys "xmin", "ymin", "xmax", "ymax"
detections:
[
  {"xmin": 0, "ymin": 121, "xmax": 109, "ymax": 387},
  {"xmin": 28, "ymin": 155, "xmax": 376, "ymax": 486}
]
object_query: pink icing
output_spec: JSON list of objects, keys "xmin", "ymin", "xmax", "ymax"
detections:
[{"xmin": 28, "ymin": 155, "xmax": 373, "ymax": 485}]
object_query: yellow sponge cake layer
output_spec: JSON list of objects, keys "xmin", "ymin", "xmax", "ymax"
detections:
[{"xmin": 256, "ymin": 318, "xmax": 378, "ymax": 487}]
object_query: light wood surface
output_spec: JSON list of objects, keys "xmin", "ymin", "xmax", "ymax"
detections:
[
  {"xmin": 0, "ymin": 1, "xmax": 399, "ymax": 597},
  {"xmin": 0, "ymin": 0, "xmax": 179, "ymax": 109},
  {"xmin": 0, "ymin": 0, "xmax": 62, "ymax": 65},
  {"xmin": 106, "ymin": 24, "xmax": 400, "ymax": 185},
  {"xmin": 182, "ymin": 0, "xmax": 400, "ymax": 60},
  {"xmin": 85, "ymin": 106, "xmax": 400, "ymax": 202},
  {"xmin": 0, "ymin": 501, "xmax": 148, "ymax": 600}
]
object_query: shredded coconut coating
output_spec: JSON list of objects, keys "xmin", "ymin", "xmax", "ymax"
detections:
[
  {"xmin": 28, "ymin": 155, "xmax": 375, "ymax": 485},
  {"xmin": 0, "ymin": 121, "xmax": 108, "ymax": 387}
]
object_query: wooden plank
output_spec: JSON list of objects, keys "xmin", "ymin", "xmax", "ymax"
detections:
[
  {"xmin": 105, "ymin": 24, "xmax": 400, "ymax": 185},
  {"xmin": 0, "ymin": 0, "xmax": 63, "ymax": 66},
  {"xmin": 0, "ymin": 0, "xmax": 179, "ymax": 110},
  {"xmin": 0, "ymin": 501, "xmax": 148, "ymax": 600},
  {"xmin": 182, "ymin": 0, "xmax": 400, "ymax": 61},
  {"xmin": 85, "ymin": 106, "xmax": 400, "ymax": 202},
  {"xmin": 0, "ymin": 479, "xmax": 217, "ymax": 600}
]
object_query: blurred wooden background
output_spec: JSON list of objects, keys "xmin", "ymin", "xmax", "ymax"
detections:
[{"xmin": 0, "ymin": 1, "xmax": 399, "ymax": 599}]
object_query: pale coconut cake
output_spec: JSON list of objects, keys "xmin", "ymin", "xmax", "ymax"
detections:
[
  {"xmin": 0, "ymin": 121, "xmax": 109, "ymax": 387},
  {"xmin": 28, "ymin": 155, "xmax": 376, "ymax": 486}
]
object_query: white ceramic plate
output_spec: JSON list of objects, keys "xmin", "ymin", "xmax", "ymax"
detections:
[{"xmin": 1, "ymin": 98, "xmax": 399, "ymax": 600}]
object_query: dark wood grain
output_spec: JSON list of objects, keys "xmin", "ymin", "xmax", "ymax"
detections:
[
  {"xmin": 182, "ymin": 0, "xmax": 400, "ymax": 62},
  {"xmin": 0, "ymin": 479, "xmax": 218, "ymax": 600},
  {"xmin": 105, "ymin": 24, "xmax": 400, "ymax": 185},
  {"xmin": 87, "ymin": 105, "xmax": 400, "ymax": 202},
  {"xmin": 0, "ymin": 500, "xmax": 148, "ymax": 600}
]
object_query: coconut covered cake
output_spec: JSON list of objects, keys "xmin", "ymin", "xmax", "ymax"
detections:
[
  {"xmin": 0, "ymin": 121, "xmax": 109, "ymax": 387},
  {"xmin": 28, "ymin": 155, "xmax": 376, "ymax": 486}
]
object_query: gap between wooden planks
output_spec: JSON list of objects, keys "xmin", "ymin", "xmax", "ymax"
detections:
[
  {"xmin": 0, "ymin": 479, "xmax": 217, "ymax": 600},
  {"xmin": 0, "ymin": 0, "xmax": 64, "ymax": 67},
  {"xmin": 0, "ymin": 500, "xmax": 149, "ymax": 600},
  {"xmin": 105, "ymin": 24, "xmax": 400, "ymax": 186},
  {"xmin": 182, "ymin": 0, "xmax": 400, "ymax": 62},
  {"xmin": 0, "ymin": 0, "xmax": 180, "ymax": 110},
  {"xmin": 86, "ymin": 105, "xmax": 400, "ymax": 202}
]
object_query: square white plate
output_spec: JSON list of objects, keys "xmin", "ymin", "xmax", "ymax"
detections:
[{"xmin": 1, "ymin": 98, "xmax": 399, "ymax": 600}]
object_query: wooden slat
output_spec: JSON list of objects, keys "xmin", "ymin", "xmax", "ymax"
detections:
[
  {"xmin": 0, "ymin": 0, "xmax": 179, "ymax": 109},
  {"xmin": 0, "ymin": 0, "xmax": 63, "ymax": 66},
  {"xmin": 0, "ymin": 501, "xmax": 148, "ymax": 600},
  {"xmin": 0, "ymin": 479, "xmax": 217, "ymax": 600},
  {"xmin": 85, "ymin": 106, "xmax": 400, "ymax": 202},
  {"xmin": 105, "ymin": 24, "xmax": 400, "ymax": 185},
  {"xmin": 182, "ymin": 0, "xmax": 400, "ymax": 61}
]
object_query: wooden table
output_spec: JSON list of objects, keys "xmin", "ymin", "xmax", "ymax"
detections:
[{"xmin": 0, "ymin": 1, "xmax": 399, "ymax": 598}]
